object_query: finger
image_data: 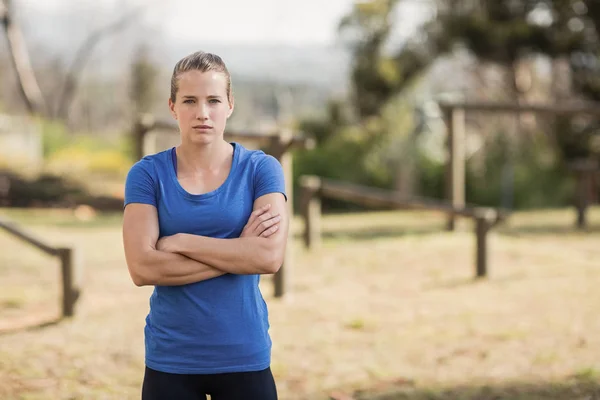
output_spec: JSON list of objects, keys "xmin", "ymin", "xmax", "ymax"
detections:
[
  {"xmin": 253, "ymin": 213, "xmax": 280, "ymax": 234},
  {"xmin": 247, "ymin": 204, "xmax": 271, "ymax": 226},
  {"xmin": 250, "ymin": 212, "xmax": 278, "ymax": 233},
  {"xmin": 260, "ymin": 224, "xmax": 279, "ymax": 237},
  {"xmin": 256, "ymin": 215, "xmax": 281, "ymax": 235}
]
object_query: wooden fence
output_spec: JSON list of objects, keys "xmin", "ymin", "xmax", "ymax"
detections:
[
  {"xmin": 0, "ymin": 216, "xmax": 81, "ymax": 317},
  {"xmin": 437, "ymin": 100, "xmax": 600, "ymax": 230},
  {"xmin": 299, "ymin": 176, "xmax": 508, "ymax": 278}
]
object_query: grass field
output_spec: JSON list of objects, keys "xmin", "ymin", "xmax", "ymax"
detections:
[{"xmin": 0, "ymin": 207, "xmax": 599, "ymax": 399}]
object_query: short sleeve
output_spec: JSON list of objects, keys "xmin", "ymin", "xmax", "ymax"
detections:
[
  {"xmin": 254, "ymin": 155, "xmax": 287, "ymax": 201},
  {"xmin": 124, "ymin": 159, "xmax": 157, "ymax": 208}
]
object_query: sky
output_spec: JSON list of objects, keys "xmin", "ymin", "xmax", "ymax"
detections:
[{"xmin": 17, "ymin": 0, "xmax": 431, "ymax": 46}]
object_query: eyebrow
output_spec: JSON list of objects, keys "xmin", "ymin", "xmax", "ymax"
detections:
[{"xmin": 181, "ymin": 95, "xmax": 223, "ymax": 99}]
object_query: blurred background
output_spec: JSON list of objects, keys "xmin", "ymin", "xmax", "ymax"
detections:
[{"xmin": 0, "ymin": 0, "xmax": 599, "ymax": 399}]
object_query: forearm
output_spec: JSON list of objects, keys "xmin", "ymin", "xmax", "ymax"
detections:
[
  {"xmin": 174, "ymin": 234, "xmax": 281, "ymax": 275},
  {"xmin": 129, "ymin": 249, "xmax": 225, "ymax": 286}
]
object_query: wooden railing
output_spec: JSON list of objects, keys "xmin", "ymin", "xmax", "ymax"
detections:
[
  {"xmin": 299, "ymin": 176, "xmax": 508, "ymax": 278},
  {"xmin": 0, "ymin": 216, "xmax": 81, "ymax": 318}
]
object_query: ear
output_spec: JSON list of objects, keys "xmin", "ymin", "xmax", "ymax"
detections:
[
  {"xmin": 227, "ymin": 95, "xmax": 235, "ymax": 119},
  {"xmin": 168, "ymin": 98, "xmax": 177, "ymax": 120}
]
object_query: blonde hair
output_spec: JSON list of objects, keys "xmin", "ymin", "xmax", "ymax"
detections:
[{"xmin": 170, "ymin": 51, "xmax": 232, "ymax": 104}]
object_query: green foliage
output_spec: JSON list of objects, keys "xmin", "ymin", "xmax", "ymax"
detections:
[
  {"xmin": 37, "ymin": 117, "xmax": 134, "ymax": 178},
  {"xmin": 466, "ymin": 132, "xmax": 574, "ymax": 209},
  {"xmin": 309, "ymin": 0, "xmax": 600, "ymax": 213},
  {"xmin": 129, "ymin": 44, "xmax": 159, "ymax": 115},
  {"xmin": 45, "ymin": 137, "xmax": 132, "ymax": 178},
  {"xmin": 39, "ymin": 119, "xmax": 70, "ymax": 158}
]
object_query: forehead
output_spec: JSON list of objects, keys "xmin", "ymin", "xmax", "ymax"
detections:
[{"xmin": 177, "ymin": 70, "xmax": 228, "ymax": 95}]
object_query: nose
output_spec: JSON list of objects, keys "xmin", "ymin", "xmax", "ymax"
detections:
[{"xmin": 196, "ymin": 103, "xmax": 209, "ymax": 120}]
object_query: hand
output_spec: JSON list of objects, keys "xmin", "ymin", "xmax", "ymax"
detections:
[
  {"xmin": 241, "ymin": 204, "xmax": 281, "ymax": 238},
  {"xmin": 156, "ymin": 234, "xmax": 178, "ymax": 253}
]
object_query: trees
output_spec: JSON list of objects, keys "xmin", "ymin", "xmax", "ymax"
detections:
[{"xmin": 0, "ymin": 0, "xmax": 142, "ymax": 124}]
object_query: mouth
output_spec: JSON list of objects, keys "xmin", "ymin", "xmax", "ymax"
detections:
[{"xmin": 192, "ymin": 125, "xmax": 212, "ymax": 130}]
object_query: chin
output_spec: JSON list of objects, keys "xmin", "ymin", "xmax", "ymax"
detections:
[{"xmin": 184, "ymin": 131, "xmax": 219, "ymax": 145}]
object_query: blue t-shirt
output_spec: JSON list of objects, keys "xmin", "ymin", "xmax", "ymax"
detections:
[{"xmin": 123, "ymin": 142, "xmax": 286, "ymax": 374}]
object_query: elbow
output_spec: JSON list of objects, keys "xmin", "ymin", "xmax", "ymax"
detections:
[
  {"xmin": 261, "ymin": 247, "xmax": 284, "ymax": 274},
  {"xmin": 261, "ymin": 239, "xmax": 286, "ymax": 274},
  {"xmin": 127, "ymin": 261, "xmax": 154, "ymax": 287},
  {"xmin": 131, "ymin": 273, "xmax": 149, "ymax": 287}
]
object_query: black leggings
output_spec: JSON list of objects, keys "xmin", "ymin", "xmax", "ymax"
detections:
[{"xmin": 141, "ymin": 366, "xmax": 278, "ymax": 400}]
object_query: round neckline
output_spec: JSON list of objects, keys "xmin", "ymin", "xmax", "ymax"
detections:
[{"xmin": 169, "ymin": 142, "xmax": 238, "ymax": 200}]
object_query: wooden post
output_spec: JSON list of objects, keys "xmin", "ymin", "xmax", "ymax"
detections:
[
  {"xmin": 271, "ymin": 130, "xmax": 294, "ymax": 298},
  {"xmin": 575, "ymin": 169, "xmax": 592, "ymax": 230},
  {"xmin": 57, "ymin": 247, "xmax": 82, "ymax": 317},
  {"xmin": 445, "ymin": 107, "xmax": 466, "ymax": 231},
  {"xmin": 133, "ymin": 114, "xmax": 155, "ymax": 161},
  {"xmin": 300, "ymin": 175, "xmax": 322, "ymax": 250},
  {"xmin": 474, "ymin": 209, "xmax": 495, "ymax": 278}
]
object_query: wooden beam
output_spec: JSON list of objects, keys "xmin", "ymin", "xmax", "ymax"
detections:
[
  {"xmin": 439, "ymin": 101, "xmax": 600, "ymax": 116},
  {"xmin": 271, "ymin": 130, "xmax": 295, "ymax": 298},
  {"xmin": 57, "ymin": 247, "xmax": 82, "ymax": 318},
  {"xmin": 0, "ymin": 216, "xmax": 82, "ymax": 318},
  {"xmin": 299, "ymin": 175, "xmax": 322, "ymax": 250},
  {"xmin": 474, "ymin": 211, "xmax": 495, "ymax": 278},
  {"xmin": 567, "ymin": 159, "xmax": 598, "ymax": 229},
  {"xmin": 0, "ymin": 216, "xmax": 59, "ymax": 256},
  {"xmin": 317, "ymin": 177, "xmax": 501, "ymax": 221},
  {"xmin": 300, "ymin": 175, "xmax": 505, "ymax": 279},
  {"xmin": 445, "ymin": 108, "xmax": 466, "ymax": 230}
]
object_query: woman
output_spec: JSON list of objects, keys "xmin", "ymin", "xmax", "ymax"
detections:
[{"xmin": 122, "ymin": 51, "xmax": 288, "ymax": 400}]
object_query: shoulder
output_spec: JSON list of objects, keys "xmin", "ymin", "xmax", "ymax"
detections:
[
  {"xmin": 235, "ymin": 142, "xmax": 281, "ymax": 172},
  {"xmin": 126, "ymin": 149, "xmax": 171, "ymax": 181}
]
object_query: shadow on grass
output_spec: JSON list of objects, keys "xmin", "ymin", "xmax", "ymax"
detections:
[
  {"xmin": 331, "ymin": 375, "xmax": 600, "ymax": 400},
  {"xmin": 0, "ymin": 312, "xmax": 62, "ymax": 336},
  {"xmin": 498, "ymin": 223, "xmax": 600, "ymax": 237},
  {"xmin": 291, "ymin": 221, "xmax": 600, "ymax": 243},
  {"xmin": 292, "ymin": 226, "xmax": 444, "ymax": 242}
]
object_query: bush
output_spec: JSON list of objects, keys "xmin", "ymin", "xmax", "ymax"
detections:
[
  {"xmin": 294, "ymin": 126, "xmax": 577, "ymax": 212},
  {"xmin": 466, "ymin": 133, "xmax": 574, "ymax": 209}
]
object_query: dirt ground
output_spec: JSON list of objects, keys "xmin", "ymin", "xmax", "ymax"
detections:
[{"xmin": 0, "ymin": 207, "xmax": 599, "ymax": 399}]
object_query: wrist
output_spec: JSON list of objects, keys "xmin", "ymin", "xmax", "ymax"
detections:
[{"xmin": 173, "ymin": 233, "xmax": 187, "ymax": 253}]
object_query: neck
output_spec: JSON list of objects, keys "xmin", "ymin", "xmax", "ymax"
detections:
[{"xmin": 176, "ymin": 139, "xmax": 232, "ymax": 174}]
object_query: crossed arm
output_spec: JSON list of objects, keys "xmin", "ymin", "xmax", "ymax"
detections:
[{"xmin": 122, "ymin": 193, "xmax": 288, "ymax": 287}]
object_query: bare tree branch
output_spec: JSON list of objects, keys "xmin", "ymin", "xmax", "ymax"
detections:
[
  {"xmin": 0, "ymin": 0, "xmax": 47, "ymax": 116},
  {"xmin": 54, "ymin": 6, "xmax": 143, "ymax": 121}
]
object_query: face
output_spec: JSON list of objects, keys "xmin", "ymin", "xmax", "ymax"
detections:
[{"xmin": 168, "ymin": 70, "xmax": 234, "ymax": 145}]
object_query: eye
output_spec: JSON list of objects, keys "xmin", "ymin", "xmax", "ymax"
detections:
[
  {"xmin": 183, "ymin": 99, "xmax": 195, "ymax": 104},
  {"xmin": 209, "ymin": 99, "xmax": 221, "ymax": 104}
]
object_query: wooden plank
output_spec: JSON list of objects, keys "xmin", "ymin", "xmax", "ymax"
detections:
[
  {"xmin": 318, "ymin": 178, "xmax": 497, "ymax": 220},
  {"xmin": 0, "ymin": 216, "xmax": 58, "ymax": 256},
  {"xmin": 439, "ymin": 101, "xmax": 600, "ymax": 116}
]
